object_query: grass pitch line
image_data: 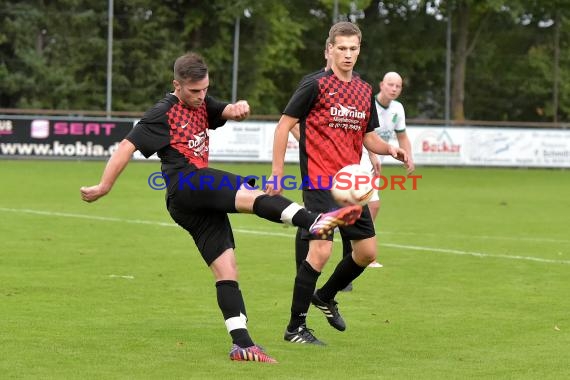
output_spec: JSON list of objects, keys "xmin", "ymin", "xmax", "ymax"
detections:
[
  {"xmin": 258, "ymin": 225, "xmax": 570, "ymax": 245},
  {"xmin": 2, "ymin": 207, "xmax": 568, "ymax": 266},
  {"xmin": 0, "ymin": 207, "xmax": 178, "ymax": 227},
  {"xmin": 379, "ymin": 230, "xmax": 570, "ymax": 244},
  {"xmin": 382, "ymin": 243, "xmax": 570, "ymax": 265}
]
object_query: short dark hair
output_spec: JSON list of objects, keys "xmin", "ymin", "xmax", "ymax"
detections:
[
  {"xmin": 328, "ymin": 21, "xmax": 361, "ymax": 45},
  {"xmin": 173, "ymin": 52, "xmax": 208, "ymax": 82}
]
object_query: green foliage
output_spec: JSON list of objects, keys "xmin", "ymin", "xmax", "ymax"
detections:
[
  {"xmin": 237, "ymin": 2, "xmax": 307, "ymax": 113},
  {"xmin": 464, "ymin": 11, "xmax": 550, "ymax": 121},
  {"xmin": 0, "ymin": 0, "xmax": 569, "ymax": 121},
  {"xmin": 0, "ymin": 1, "xmax": 109, "ymax": 109},
  {"xmin": 358, "ymin": 2, "xmax": 447, "ymax": 118}
]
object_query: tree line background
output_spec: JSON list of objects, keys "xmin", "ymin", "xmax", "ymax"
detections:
[{"xmin": 0, "ymin": 0, "xmax": 569, "ymax": 124}]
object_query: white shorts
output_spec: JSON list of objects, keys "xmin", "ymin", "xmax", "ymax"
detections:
[{"xmin": 360, "ymin": 149, "xmax": 380, "ymax": 202}]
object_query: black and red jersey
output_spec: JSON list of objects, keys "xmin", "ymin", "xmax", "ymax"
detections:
[
  {"xmin": 284, "ymin": 69, "xmax": 378, "ymax": 188},
  {"xmin": 126, "ymin": 93, "xmax": 227, "ymax": 176}
]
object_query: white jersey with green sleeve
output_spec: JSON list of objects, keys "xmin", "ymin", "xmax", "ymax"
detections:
[
  {"xmin": 374, "ymin": 97, "xmax": 406, "ymax": 142},
  {"xmin": 361, "ymin": 97, "xmax": 407, "ymax": 164},
  {"xmin": 360, "ymin": 97, "xmax": 407, "ymax": 201}
]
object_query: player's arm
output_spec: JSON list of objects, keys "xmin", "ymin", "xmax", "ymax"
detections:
[
  {"xmin": 267, "ymin": 115, "xmax": 299, "ymax": 195},
  {"xmin": 364, "ymin": 100, "xmax": 408, "ymax": 165},
  {"xmin": 396, "ymin": 132, "xmax": 415, "ymax": 174},
  {"xmin": 80, "ymin": 139, "xmax": 136, "ymax": 202},
  {"xmin": 363, "ymin": 132, "xmax": 408, "ymax": 165},
  {"xmin": 368, "ymin": 149, "xmax": 382, "ymax": 176},
  {"xmin": 221, "ymin": 100, "xmax": 250, "ymax": 121},
  {"xmin": 290, "ymin": 123, "xmax": 300, "ymax": 141}
]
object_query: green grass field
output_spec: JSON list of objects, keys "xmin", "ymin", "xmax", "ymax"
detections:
[{"xmin": 1, "ymin": 160, "xmax": 569, "ymax": 379}]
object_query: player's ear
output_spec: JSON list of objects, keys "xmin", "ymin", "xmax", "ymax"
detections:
[{"xmin": 173, "ymin": 79, "xmax": 181, "ymax": 91}]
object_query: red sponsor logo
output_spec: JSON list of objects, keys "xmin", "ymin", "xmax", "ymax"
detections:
[
  {"xmin": 53, "ymin": 122, "xmax": 116, "ymax": 136},
  {"xmin": 334, "ymin": 173, "xmax": 423, "ymax": 190},
  {"xmin": 422, "ymin": 140, "xmax": 461, "ymax": 153}
]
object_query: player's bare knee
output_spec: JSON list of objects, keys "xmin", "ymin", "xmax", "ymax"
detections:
[
  {"xmin": 209, "ymin": 249, "xmax": 239, "ymax": 280},
  {"xmin": 307, "ymin": 243, "xmax": 333, "ymax": 270},
  {"xmin": 353, "ymin": 249, "xmax": 376, "ymax": 266},
  {"xmin": 352, "ymin": 237, "xmax": 377, "ymax": 266},
  {"xmin": 235, "ymin": 188, "xmax": 264, "ymax": 212}
]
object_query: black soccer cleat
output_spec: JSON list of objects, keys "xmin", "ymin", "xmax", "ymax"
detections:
[
  {"xmin": 284, "ymin": 325, "xmax": 326, "ymax": 345},
  {"xmin": 311, "ymin": 292, "xmax": 346, "ymax": 331}
]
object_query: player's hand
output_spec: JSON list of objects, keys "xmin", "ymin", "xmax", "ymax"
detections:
[
  {"xmin": 80, "ymin": 184, "xmax": 109, "ymax": 203},
  {"xmin": 389, "ymin": 145, "xmax": 408, "ymax": 164},
  {"xmin": 405, "ymin": 158, "xmax": 415, "ymax": 175},
  {"xmin": 369, "ymin": 152, "xmax": 382, "ymax": 176},
  {"xmin": 265, "ymin": 173, "xmax": 283, "ymax": 195},
  {"xmin": 231, "ymin": 100, "xmax": 250, "ymax": 121}
]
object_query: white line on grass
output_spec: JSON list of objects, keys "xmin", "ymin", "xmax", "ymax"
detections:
[
  {"xmin": 249, "ymin": 225, "xmax": 570, "ymax": 244},
  {"xmin": 109, "ymin": 274, "xmax": 135, "ymax": 279},
  {"xmin": 0, "ymin": 207, "xmax": 177, "ymax": 227},
  {"xmin": 379, "ymin": 231, "xmax": 570, "ymax": 244},
  {"xmin": 1, "ymin": 207, "xmax": 568, "ymax": 265},
  {"xmin": 381, "ymin": 243, "xmax": 570, "ymax": 265}
]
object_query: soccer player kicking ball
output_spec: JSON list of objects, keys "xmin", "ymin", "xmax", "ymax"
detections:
[
  {"xmin": 80, "ymin": 52, "xmax": 362, "ymax": 363},
  {"xmin": 267, "ymin": 22, "xmax": 409, "ymax": 345}
]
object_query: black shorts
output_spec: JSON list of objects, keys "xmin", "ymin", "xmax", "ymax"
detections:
[
  {"xmin": 166, "ymin": 167, "xmax": 250, "ymax": 266},
  {"xmin": 300, "ymin": 189, "xmax": 375, "ymax": 242}
]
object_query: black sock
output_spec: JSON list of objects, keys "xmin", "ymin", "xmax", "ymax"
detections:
[
  {"xmin": 287, "ymin": 260, "xmax": 320, "ymax": 331},
  {"xmin": 291, "ymin": 209, "xmax": 319, "ymax": 229},
  {"xmin": 216, "ymin": 280, "xmax": 254, "ymax": 348},
  {"xmin": 295, "ymin": 227, "xmax": 309, "ymax": 271},
  {"xmin": 342, "ymin": 236, "xmax": 352, "ymax": 259},
  {"xmin": 237, "ymin": 288, "xmax": 247, "ymax": 322},
  {"xmin": 317, "ymin": 254, "xmax": 365, "ymax": 301},
  {"xmin": 252, "ymin": 194, "xmax": 289, "ymax": 223}
]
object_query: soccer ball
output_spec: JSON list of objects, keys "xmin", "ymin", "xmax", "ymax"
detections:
[{"xmin": 331, "ymin": 164, "xmax": 375, "ymax": 206}]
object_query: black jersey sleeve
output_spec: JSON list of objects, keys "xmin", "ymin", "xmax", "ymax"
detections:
[
  {"xmin": 283, "ymin": 77, "xmax": 319, "ymax": 119},
  {"xmin": 205, "ymin": 95, "xmax": 229, "ymax": 130},
  {"xmin": 126, "ymin": 99, "xmax": 171, "ymax": 158},
  {"xmin": 366, "ymin": 93, "xmax": 380, "ymax": 133}
]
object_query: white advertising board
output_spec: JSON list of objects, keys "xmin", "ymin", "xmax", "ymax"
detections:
[
  {"xmin": 133, "ymin": 120, "xmax": 570, "ymax": 168},
  {"xmin": 209, "ymin": 121, "xmax": 299, "ymax": 163},
  {"xmin": 344, "ymin": 126, "xmax": 570, "ymax": 168}
]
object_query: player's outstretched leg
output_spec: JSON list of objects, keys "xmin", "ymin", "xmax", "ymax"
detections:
[
  {"xmin": 309, "ymin": 205, "xmax": 362, "ymax": 239},
  {"xmin": 229, "ymin": 344, "xmax": 278, "ymax": 363}
]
